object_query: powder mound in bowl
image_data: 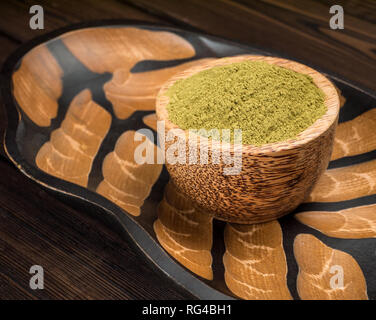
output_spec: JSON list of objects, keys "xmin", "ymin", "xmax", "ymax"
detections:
[{"xmin": 165, "ymin": 60, "xmax": 327, "ymax": 146}]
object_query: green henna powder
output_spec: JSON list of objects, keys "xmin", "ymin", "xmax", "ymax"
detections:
[{"xmin": 165, "ymin": 60, "xmax": 327, "ymax": 145}]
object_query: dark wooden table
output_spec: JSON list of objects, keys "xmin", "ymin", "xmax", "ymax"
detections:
[{"xmin": 0, "ymin": 0, "xmax": 375, "ymax": 300}]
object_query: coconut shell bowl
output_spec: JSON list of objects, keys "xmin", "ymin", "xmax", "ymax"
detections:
[
  {"xmin": 156, "ymin": 55, "xmax": 340, "ymax": 224},
  {"xmin": 2, "ymin": 22, "xmax": 376, "ymax": 300}
]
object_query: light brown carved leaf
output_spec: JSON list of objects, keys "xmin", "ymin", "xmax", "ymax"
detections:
[
  {"xmin": 294, "ymin": 234, "xmax": 368, "ymax": 300},
  {"xmin": 308, "ymin": 159, "xmax": 376, "ymax": 202},
  {"xmin": 104, "ymin": 59, "xmax": 214, "ymax": 119},
  {"xmin": 97, "ymin": 130, "xmax": 162, "ymax": 216},
  {"xmin": 12, "ymin": 45, "xmax": 63, "ymax": 127},
  {"xmin": 295, "ymin": 204, "xmax": 376, "ymax": 239},
  {"xmin": 331, "ymin": 108, "xmax": 376, "ymax": 160},
  {"xmin": 153, "ymin": 181, "xmax": 213, "ymax": 280},
  {"xmin": 223, "ymin": 221, "xmax": 292, "ymax": 300},
  {"xmin": 143, "ymin": 113, "xmax": 158, "ymax": 131},
  {"xmin": 62, "ymin": 27, "xmax": 195, "ymax": 74},
  {"xmin": 36, "ymin": 90, "xmax": 111, "ymax": 187}
]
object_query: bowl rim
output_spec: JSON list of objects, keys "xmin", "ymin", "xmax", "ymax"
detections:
[{"xmin": 156, "ymin": 55, "xmax": 340, "ymax": 154}]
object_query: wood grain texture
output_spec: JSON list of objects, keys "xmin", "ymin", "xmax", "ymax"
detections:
[
  {"xmin": 12, "ymin": 44, "xmax": 63, "ymax": 127},
  {"xmin": 0, "ymin": 157, "xmax": 192, "ymax": 300},
  {"xmin": 62, "ymin": 27, "xmax": 195, "ymax": 74},
  {"xmin": 258, "ymin": 0, "xmax": 376, "ymax": 35},
  {"xmin": 154, "ymin": 181, "xmax": 213, "ymax": 280},
  {"xmin": 156, "ymin": 55, "xmax": 339, "ymax": 223},
  {"xmin": 308, "ymin": 159, "xmax": 376, "ymax": 202},
  {"xmin": 36, "ymin": 89, "xmax": 111, "ymax": 187},
  {"xmin": 127, "ymin": 0, "xmax": 376, "ymax": 91},
  {"xmin": 0, "ymin": 0, "xmax": 164, "ymax": 43},
  {"xmin": 331, "ymin": 108, "xmax": 376, "ymax": 160},
  {"xmin": 223, "ymin": 221, "xmax": 291, "ymax": 300},
  {"xmin": 97, "ymin": 130, "xmax": 162, "ymax": 216},
  {"xmin": 294, "ymin": 234, "xmax": 368, "ymax": 300},
  {"xmin": 295, "ymin": 204, "xmax": 376, "ymax": 239},
  {"xmin": 104, "ymin": 59, "xmax": 213, "ymax": 119}
]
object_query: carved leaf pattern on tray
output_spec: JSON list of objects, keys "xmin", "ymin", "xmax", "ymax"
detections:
[
  {"xmin": 294, "ymin": 234, "xmax": 368, "ymax": 300},
  {"xmin": 36, "ymin": 89, "xmax": 111, "ymax": 187},
  {"xmin": 296, "ymin": 204, "xmax": 376, "ymax": 239},
  {"xmin": 97, "ymin": 130, "xmax": 162, "ymax": 216},
  {"xmin": 331, "ymin": 108, "xmax": 376, "ymax": 160},
  {"xmin": 223, "ymin": 221, "xmax": 292, "ymax": 300},
  {"xmin": 61, "ymin": 27, "xmax": 196, "ymax": 73},
  {"xmin": 12, "ymin": 45, "xmax": 63, "ymax": 127},
  {"xmin": 104, "ymin": 59, "xmax": 213, "ymax": 119},
  {"xmin": 142, "ymin": 113, "xmax": 158, "ymax": 131},
  {"xmin": 153, "ymin": 180, "xmax": 213, "ymax": 280},
  {"xmin": 308, "ymin": 159, "xmax": 376, "ymax": 202}
]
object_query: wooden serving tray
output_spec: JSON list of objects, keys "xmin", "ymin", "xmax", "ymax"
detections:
[{"xmin": 1, "ymin": 21, "xmax": 376, "ymax": 300}]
